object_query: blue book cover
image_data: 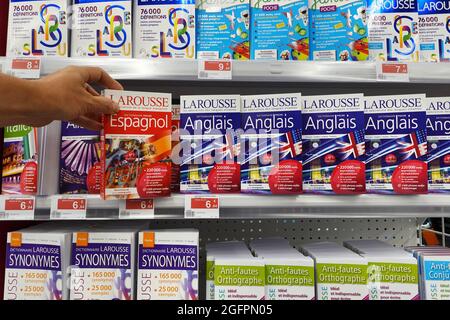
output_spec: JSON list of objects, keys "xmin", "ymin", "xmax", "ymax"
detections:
[
  {"xmin": 309, "ymin": 0, "xmax": 368, "ymax": 61},
  {"xmin": 302, "ymin": 94, "xmax": 366, "ymax": 194},
  {"xmin": 180, "ymin": 95, "xmax": 241, "ymax": 193},
  {"xmin": 240, "ymin": 93, "xmax": 302, "ymax": 194},
  {"xmin": 196, "ymin": 0, "xmax": 250, "ymax": 60},
  {"xmin": 426, "ymin": 97, "xmax": 450, "ymax": 193},
  {"xmin": 364, "ymin": 94, "xmax": 427, "ymax": 194},
  {"xmin": 250, "ymin": 0, "xmax": 309, "ymax": 60}
]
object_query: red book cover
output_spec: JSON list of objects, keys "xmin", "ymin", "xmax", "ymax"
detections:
[
  {"xmin": 170, "ymin": 105, "xmax": 180, "ymax": 192},
  {"xmin": 101, "ymin": 90, "xmax": 172, "ymax": 200}
]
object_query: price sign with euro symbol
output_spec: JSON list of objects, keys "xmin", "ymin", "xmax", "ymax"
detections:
[{"xmin": 198, "ymin": 59, "xmax": 232, "ymax": 80}]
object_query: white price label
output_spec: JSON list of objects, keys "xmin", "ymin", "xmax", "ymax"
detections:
[
  {"xmin": 8, "ymin": 58, "xmax": 41, "ymax": 79},
  {"xmin": 119, "ymin": 199, "xmax": 155, "ymax": 219},
  {"xmin": 0, "ymin": 196, "xmax": 35, "ymax": 220},
  {"xmin": 50, "ymin": 196, "xmax": 87, "ymax": 219},
  {"xmin": 198, "ymin": 59, "xmax": 232, "ymax": 80},
  {"xmin": 376, "ymin": 62, "xmax": 409, "ymax": 82},
  {"xmin": 184, "ymin": 195, "xmax": 220, "ymax": 219}
]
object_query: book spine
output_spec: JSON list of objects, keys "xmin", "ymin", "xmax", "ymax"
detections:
[{"xmin": 100, "ymin": 114, "xmax": 106, "ymax": 200}]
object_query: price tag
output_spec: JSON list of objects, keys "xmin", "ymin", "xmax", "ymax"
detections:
[
  {"xmin": 8, "ymin": 57, "xmax": 41, "ymax": 79},
  {"xmin": 184, "ymin": 195, "xmax": 219, "ymax": 219},
  {"xmin": 119, "ymin": 199, "xmax": 154, "ymax": 219},
  {"xmin": 198, "ymin": 59, "xmax": 232, "ymax": 80},
  {"xmin": 50, "ymin": 196, "xmax": 87, "ymax": 220},
  {"xmin": 0, "ymin": 196, "xmax": 35, "ymax": 220},
  {"xmin": 376, "ymin": 62, "xmax": 409, "ymax": 82}
]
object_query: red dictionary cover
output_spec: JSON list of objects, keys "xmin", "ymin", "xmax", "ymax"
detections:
[
  {"xmin": 170, "ymin": 105, "xmax": 180, "ymax": 192},
  {"xmin": 101, "ymin": 90, "xmax": 172, "ymax": 200}
]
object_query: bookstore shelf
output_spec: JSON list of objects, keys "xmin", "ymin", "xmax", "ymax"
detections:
[
  {"xmin": 24, "ymin": 194, "xmax": 450, "ymax": 220},
  {"xmin": 2, "ymin": 57, "xmax": 450, "ymax": 83}
]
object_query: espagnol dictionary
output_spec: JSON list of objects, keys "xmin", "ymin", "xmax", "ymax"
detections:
[
  {"xmin": 101, "ymin": 90, "xmax": 172, "ymax": 200},
  {"xmin": 196, "ymin": 0, "xmax": 250, "ymax": 60},
  {"xmin": 309, "ymin": 0, "xmax": 369, "ymax": 61},
  {"xmin": 7, "ymin": 0, "xmax": 68, "ymax": 57},
  {"xmin": 59, "ymin": 122, "xmax": 101, "ymax": 194},
  {"xmin": 180, "ymin": 95, "xmax": 241, "ymax": 194},
  {"xmin": 250, "ymin": 0, "xmax": 309, "ymax": 60},
  {"xmin": 426, "ymin": 97, "xmax": 450, "ymax": 193},
  {"xmin": 71, "ymin": 0, "xmax": 132, "ymax": 57},
  {"xmin": 240, "ymin": 93, "xmax": 303, "ymax": 194},
  {"xmin": 364, "ymin": 94, "xmax": 427, "ymax": 194},
  {"xmin": 2, "ymin": 125, "xmax": 38, "ymax": 195},
  {"xmin": 302, "ymin": 94, "xmax": 366, "ymax": 194},
  {"xmin": 134, "ymin": 0, "xmax": 195, "ymax": 59}
]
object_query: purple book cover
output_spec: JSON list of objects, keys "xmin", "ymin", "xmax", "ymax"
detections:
[{"xmin": 59, "ymin": 122, "xmax": 101, "ymax": 194}]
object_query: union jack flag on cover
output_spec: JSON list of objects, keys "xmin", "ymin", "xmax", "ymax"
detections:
[
  {"xmin": 364, "ymin": 94, "xmax": 427, "ymax": 194},
  {"xmin": 179, "ymin": 95, "xmax": 241, "ymax": 194},
  {"xmin": 241, "ymin": 93, "xmax": 303, "ymax": 194},
  {"xmin": 302, "ymin": 94, "xmax": 366, "ymax": 194}
]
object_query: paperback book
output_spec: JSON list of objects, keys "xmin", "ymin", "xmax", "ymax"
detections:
[
  {"xmin": 7, "ymin": 0, "xmax": 68, "ymax": 57},
  {"xmin": 101, "ymin": 90, "xmax": 172, "ymax": 200},
  {"xmin": 250, "ymin": 0, "xmax": 309, "ymax": 60},
  {"xmin": 364, "ymin": 94, "xmax": 427, "ymax": 194},
  {"xmin": 196, "ymin": 0, "xmax": 250, "ymax": 60},
  {"xmin": 240, "ymin": 93, "xmax": 303, "ymax": 194},
  {"xmin": 180, "ymin": 95, "xmax": 241, "ymax": 193},
  {"xmin": 302, "ymin": 94, "xmax": 366, "ymax": 194},
  {"xmin": 134, "ymin": 0, "xmax": 195, "ymax": 59},
  {"xmin": 368, "ymin": 0, "xmax": 420, "ymax": 62},
  {"xmin": 59, "ymin": 121, "xmax": 101, "ymax": 194},
  {"xmin": 71, "ymin": 0, "xmax": 132, "ymax": 57},
  {"xmin": 426, "ymin": 97, "xmax": 450, "ymax": 192},
  {"xmin": 309, "ymin": 0, "xmax": 368, "ymax": 61},
  {"xmin": 2, "ymin": 125, "xmax": 38, "ymax": 195}
]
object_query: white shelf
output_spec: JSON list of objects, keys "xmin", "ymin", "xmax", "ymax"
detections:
[
  {"xmin": 2, "ymin": 57, "xmax": 450, "ymax": 83},
  {"xmin": 24, "ymin": 194, "xmax": 450, "ymax": 219}
]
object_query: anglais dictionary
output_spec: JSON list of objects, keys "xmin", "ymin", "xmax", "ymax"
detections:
[
  {"xmin": 364, "ymin": 94, "xmax": 427, "ymax": 194},
  {"xmin": 302, "ymin": 94, "xmax": 366, "ymax": 194},
  {"xmin": 240, "ymin": 93, "xmax": 303, "ymax": 194},
  {"xmin": 180, "ymin": 95, "xmax": 241, "ymax": 193},
  {"xmin": 101, "ymin": 90, "xmax": 172, "ymax": 200}
]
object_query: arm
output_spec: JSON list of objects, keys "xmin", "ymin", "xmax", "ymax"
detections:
[{"xmin": 0, "ymin": 66, "xmax": 123, "ymax": 130}]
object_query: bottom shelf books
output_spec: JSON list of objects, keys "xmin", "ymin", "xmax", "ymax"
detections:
[{"xmin": 3, "ymin": 223, "xmax": 450, "ymax": 300}]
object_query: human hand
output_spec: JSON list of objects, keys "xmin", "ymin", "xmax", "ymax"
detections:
[{"xmin": 29, "ymin": 66, "xmax": 123, "ymax": 130}]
